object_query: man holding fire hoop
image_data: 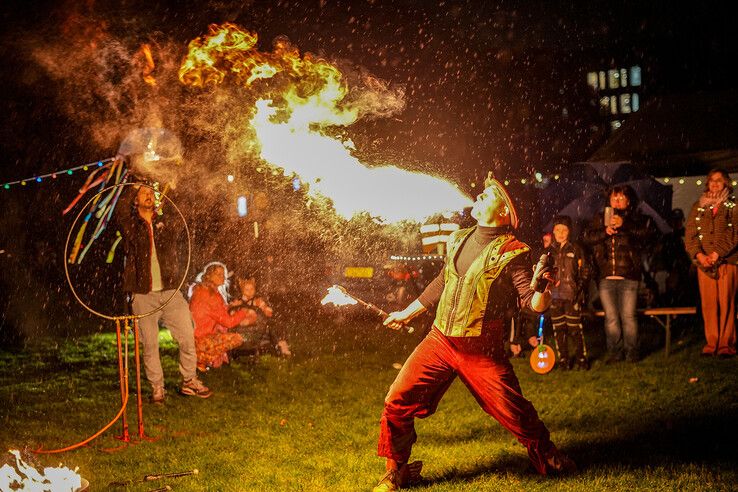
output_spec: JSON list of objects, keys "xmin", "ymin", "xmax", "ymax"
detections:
[
  {"xmin": 118, "ymin": 184, "xmax": 212, "ymax": 403},
  {"xmin": 373, "ymin": 175, "xmax": 575, "ymax": 491}
]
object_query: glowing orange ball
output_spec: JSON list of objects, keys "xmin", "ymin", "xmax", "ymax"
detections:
[{"xmin": 530, "ymin": 344, "xmax": 556, "ymax": 374}]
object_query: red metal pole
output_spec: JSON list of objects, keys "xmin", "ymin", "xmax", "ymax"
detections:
[
  {"xmin": 115, "ymin": 318, "xmax": 130, "ymax": 442},
  {"xmin": 133, "ymin": 318, "xmax": 145, "ymax": 438}
]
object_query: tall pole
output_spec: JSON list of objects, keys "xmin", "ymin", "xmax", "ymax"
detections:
[
  {"xmin": 114, "ymin": 318, "xmax": 130, "ymax": 442},
  {"xmin": 133, "ymin": 318, "xmax": 145, "ymax": 438}
]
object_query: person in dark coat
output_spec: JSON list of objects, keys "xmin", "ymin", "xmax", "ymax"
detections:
[
  {"xmin": 583, "ymin": 185, "xmax": 655, "ymax": 363},
  {"xmin": 545, "ymin": 215, "xmax": 591, "ymax": 370},
  {"xmin": 118, "ymin": 183, "xmax": 212, "ymax": 402}
]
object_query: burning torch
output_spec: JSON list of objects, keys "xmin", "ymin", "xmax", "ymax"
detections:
[{"xmin": 321, "ymin": 285, "xmax": 415, "ymax": 333}]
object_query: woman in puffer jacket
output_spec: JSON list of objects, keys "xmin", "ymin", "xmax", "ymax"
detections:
[{"xmin": 583, "ymin": 185, "xmax": 655, "ymax": 363}]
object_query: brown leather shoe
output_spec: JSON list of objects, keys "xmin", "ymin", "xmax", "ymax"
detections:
[
  {"xmin": 546, "ymin": 450, "xmax": 577, "ymax": 475},
  {"xmin": 373, "ymin": 469, "xmax": 401, "ymax": 492},
  {"xmin": 372, "ymin": 461, "xmax": 423, "ymax": 491}
]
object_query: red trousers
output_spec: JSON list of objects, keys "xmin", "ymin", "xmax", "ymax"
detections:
[{"xmin": 378, "ymin": 325, "xmax": 557, "ymax": 474}]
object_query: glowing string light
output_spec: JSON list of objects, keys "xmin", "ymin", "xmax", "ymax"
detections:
[{"xmin": 0, "ymin": 157, "xmax": 115, "ymax": 189}]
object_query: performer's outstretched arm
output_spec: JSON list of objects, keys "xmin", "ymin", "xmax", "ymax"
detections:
[{"xmin": 384, "ymin": 299, "xmax": 427, "ymax": 330}]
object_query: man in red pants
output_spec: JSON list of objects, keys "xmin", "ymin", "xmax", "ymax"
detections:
[{"xmin": 373, "ymin": 175, "xmax": 575, "ymax": 491}]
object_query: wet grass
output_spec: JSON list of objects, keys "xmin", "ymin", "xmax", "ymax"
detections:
[{"xmin": 1, "ymin": 314, "xmax": 737, "ymax": 491}]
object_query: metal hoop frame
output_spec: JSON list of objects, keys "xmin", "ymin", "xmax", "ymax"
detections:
[{"xmin": 63, "ymin": 182, "xmax": 192, "ymax": 320}]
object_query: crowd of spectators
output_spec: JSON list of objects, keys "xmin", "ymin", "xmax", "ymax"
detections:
[
  {"xmin": 115, "ymin": 169, "xmax": 735, "ymax": 404},
  {"xmin": 511, "ymin": 169, "xmax": 737, "ymax": 367}
]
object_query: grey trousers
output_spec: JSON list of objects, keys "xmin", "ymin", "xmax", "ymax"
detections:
[{"xmin": 132, "ymin": 290, "xmax": 197, "ymax": 388}]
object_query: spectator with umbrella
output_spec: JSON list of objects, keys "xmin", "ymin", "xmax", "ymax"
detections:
[{"xmin": 583, "ymin": 185, "xmax": 656, "ymax": 363}]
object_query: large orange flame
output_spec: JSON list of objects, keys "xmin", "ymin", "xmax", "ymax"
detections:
[
  {"xmin": 179, "ymin": 23, "xmax": 472, "ymax": 223},
  {"xmin": 178, "ymin": 23, "xmax": 261, "ymax": 87}
]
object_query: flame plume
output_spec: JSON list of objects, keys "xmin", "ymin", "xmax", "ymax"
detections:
[
  {"xmin": 138, "ymin": 44, "xmax": 157, "ymax": 86},
  {"xmin": 179, "ymin": 23, "xmax": 472, "ymax": 223}
]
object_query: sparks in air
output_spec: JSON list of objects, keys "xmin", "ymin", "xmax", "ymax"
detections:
[{"xmin": 179, "ymin": 23, "xmax": 472, "ymax": 223}]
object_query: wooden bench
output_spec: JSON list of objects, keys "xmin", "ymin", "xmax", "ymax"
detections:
[{"xmin": 593, "ymin": 307, "xmax": 697, "ymax": 357}]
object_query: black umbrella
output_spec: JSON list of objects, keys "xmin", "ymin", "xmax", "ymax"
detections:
[{"xmin": 541, "ymin": 161, "xmax": 672, "ymax": 234}]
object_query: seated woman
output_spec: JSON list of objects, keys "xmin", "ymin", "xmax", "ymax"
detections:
[
  {"xmin": 231, "ymin": 276, "xmax": 291, "ymax": 357},
  {"xmin": 189, "ymin": 262, "xmax": 257, "ymax": 371}
]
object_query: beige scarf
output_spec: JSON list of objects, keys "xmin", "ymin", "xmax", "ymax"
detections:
[{"xmin": 698, "ymin": 188, "xmax": 729, "ymax": 208}]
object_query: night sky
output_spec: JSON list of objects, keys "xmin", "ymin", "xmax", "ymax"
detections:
[
  {"xmin": 0, "ymin": 0, "xmax": 736, "ymax": 340},
  {"xmin": 1, "ymin": 0, "xmax": 735, "ymax": 184}
]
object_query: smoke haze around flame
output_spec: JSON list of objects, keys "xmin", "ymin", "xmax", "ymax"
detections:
[
  {"xmin": 24, "ymin": 11, "xmax": 471, "ymax": 224},
  {"xmin": 178, "ymin": 22, "xmax": 472, "ymax": 222}
]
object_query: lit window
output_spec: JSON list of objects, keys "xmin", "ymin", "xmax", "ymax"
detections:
[
  {"xmin": 620, "ymin": 68, "xmax": 628, "ymax": 86},
  {"xmin": 237, "ymin": 196, "xmax": 248, "ymax": 217},
  {"xmin": 630, "ymin": 66, "xmax": 641, "ymax": 86},
  {"xmin": 611, "ymin": 97, "xmax": 618, "ymax": 114},
  {"xmin": 600, "ymin": 96, "xmax": 610, "ymax": 114},
  {"xmin": 632, "ymin": 93, "xmax": 640, "ymax": 112},
  {"xmin": 611, "ymin": 120, "xmax": 622, "ymax": 130},
  {"xmin": 620, "ymin": 94, "xmax": 632, "ymax": 113},
  {"xmin": 587, "ymin": 72, "xmax": 599, "ymax": 90},
  {"xmin": 599, "ymin": 71, "xmax": 607, "ymax": 90},
  {"xmin": 608, "ymin": 69, "xmax": 620, "ymax": 89}
]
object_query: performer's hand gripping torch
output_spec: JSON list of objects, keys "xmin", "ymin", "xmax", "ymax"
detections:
[
  {"xmin": 321, "ymin": 285, "xmax": 415, "ymax": 333},
  {"xmin": 531, "ymin": 253, "xmax": 556, "ymax": 292}
]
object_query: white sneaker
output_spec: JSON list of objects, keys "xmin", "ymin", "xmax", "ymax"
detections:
[{"xmin": 180, "ymin": 377, "xmax": 212, "ymax": 398}]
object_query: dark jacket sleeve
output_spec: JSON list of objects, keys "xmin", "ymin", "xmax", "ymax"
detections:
[
  {"xmin": 575, "ymin": 243, "xmax": 591, "ymax": 299},
  {"xmin": 582, "ymin": 218, "xmax": 608, "ymax": 246},
  {"xmin": 113, "ymin": 185, "xmax": 137, "ymax": 239},
  {"xmin": 507, "ymin": 254, "xmax": 535, "ymax": 311},
  {"xmin": 112, "ymin": 188, "xmax": 139, "ymax": 294},
  {"xmin": 619, "ymin": 212, "xmax": 654, "ymax": 243}
]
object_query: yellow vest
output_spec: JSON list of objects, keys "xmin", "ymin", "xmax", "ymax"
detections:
[{"xmin": 433, "ymin": 228, "xmax": 530, "ymax": 337}]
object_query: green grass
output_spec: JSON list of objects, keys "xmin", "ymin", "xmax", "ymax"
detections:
[{"xmin": 1, "ymin": 315, "xmax": 737, "ymax": 491}]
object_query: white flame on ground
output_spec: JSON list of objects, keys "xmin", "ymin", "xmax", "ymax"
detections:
[
  {"xmin": 321, "ymin": 285, "xmax": 358, "ymax": 307},
  {"xmin": 1, "ymin": 450, "xmax": 82, "ymax": 492}
]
